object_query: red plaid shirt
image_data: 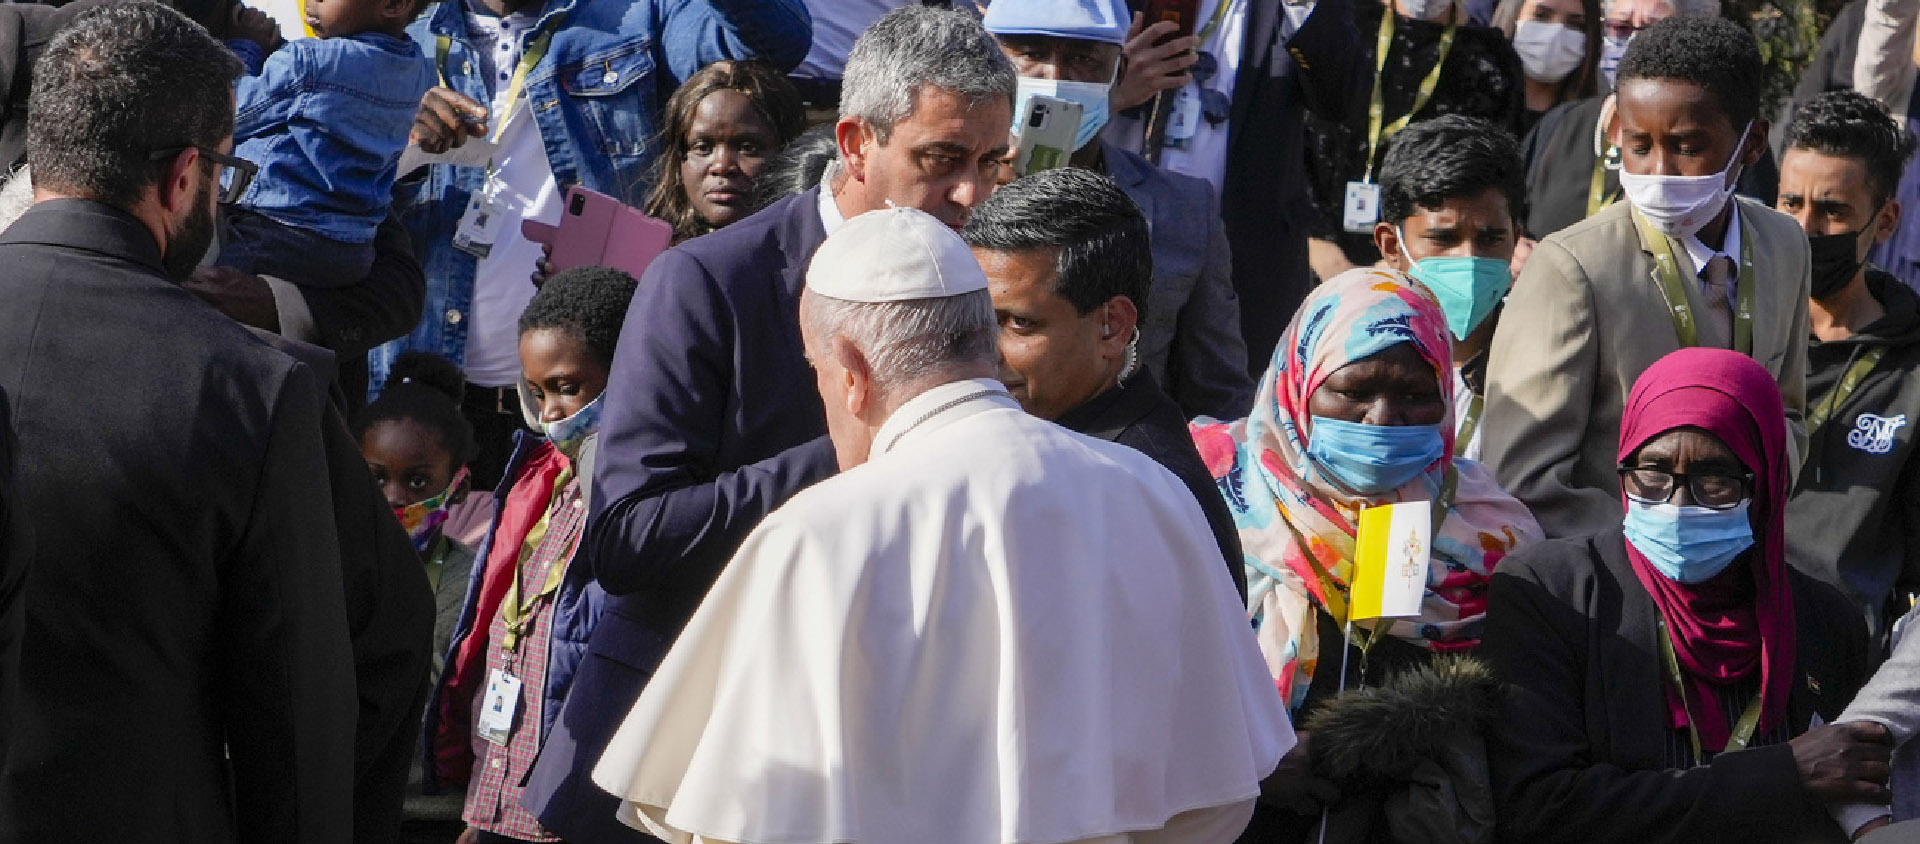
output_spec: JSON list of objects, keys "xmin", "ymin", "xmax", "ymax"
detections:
[{"xmin": 462, "ymin": 473, "xmax": 585, "ymax": 841}]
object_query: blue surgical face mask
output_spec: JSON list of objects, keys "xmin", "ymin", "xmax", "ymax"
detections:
[
  {"xmin": 1406, "ymin": 252, "xmax": 1513, "ymax": 341},
  {"xmin": 1599, "ymin": 34, "xmax": 1630, "ymax": 90},
  {"xmin": 1012, "ymin": 76, "xmax": 1111, "ymax": 152},
  {"xmin": 1306, "ymin": 415, "xmax": 1445, "ymax": 495},
  {"xmin": 543, "ymin": 394, "xmax": 604, "ymax": 459},
  {"xmin": 1622, "ymin": 499, "xmax": 1754, "ymax": 584}
]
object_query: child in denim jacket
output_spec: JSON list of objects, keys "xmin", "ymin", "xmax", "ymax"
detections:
[{"xmin": 216, "ymin": 0, "xmax": 435, "ymax": 287}]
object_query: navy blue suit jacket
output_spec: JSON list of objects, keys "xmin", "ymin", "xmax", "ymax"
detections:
[{"xmin": 523, "ymin": 188, "xmax": 837, "ymax": 843}]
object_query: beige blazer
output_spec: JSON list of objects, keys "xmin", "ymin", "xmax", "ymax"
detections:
[{"xmin": 1481, "ymin": 198, "xmax": 1810, "ymax": 539}]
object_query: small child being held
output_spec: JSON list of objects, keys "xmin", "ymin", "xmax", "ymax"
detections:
[{"xmin": 217, "ymin": 0, "xmax": 436, "ymax": 287}]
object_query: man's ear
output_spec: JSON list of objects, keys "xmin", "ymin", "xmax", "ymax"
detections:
[
  {"xmin": 1874, "ymin": 199, "xmax": 1902, "ymax": 246},
  {"xmin": 1374, "ymin": 221, "xmax": 1404, "ymax": 268},
  {"xmin": 1101, "ymin": 296, "xmax": 1138, "ymax": 356},
  {"xmin": 835, "ymin": 117, "xmax": 872, "ymax": 184},
  {"xmin": 1739, "ymin": 118, "xmax": 1770, "ymax": 167},
  {"xmin": 832, "ymin": 334, "xmax": 873, "ymax": 419},
  {"xmin": 157, "ymin": 147, "xmax": 202, "ymax": 215}
]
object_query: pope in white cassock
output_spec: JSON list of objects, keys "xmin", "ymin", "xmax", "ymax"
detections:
[{"xmin": 590, "ymin": 207, "xmax": 1293, "ymax": 844}]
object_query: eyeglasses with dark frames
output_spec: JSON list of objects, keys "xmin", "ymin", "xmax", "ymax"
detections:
[
  {"xmin": 147, "ymin": 146, "xmax": 258, "ymax": 204},
  {"xmin": 1616, "ymin": 464, "xmax": 1754, "ymax": 510}
]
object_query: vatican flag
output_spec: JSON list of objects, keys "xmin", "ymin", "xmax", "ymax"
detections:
[{"xmin": 1350, "ymin": 500, "xmax": 1430, "ymax": 621}]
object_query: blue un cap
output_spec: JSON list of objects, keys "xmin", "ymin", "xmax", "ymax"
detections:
[{"xmin": 982, "ymin": 0, "xmax": 1130, "ymax": 46}]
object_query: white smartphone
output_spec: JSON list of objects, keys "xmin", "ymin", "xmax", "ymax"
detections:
[{"xmin": 1012, "ymin": 95, "xmax": 1083, "ymax": 177}]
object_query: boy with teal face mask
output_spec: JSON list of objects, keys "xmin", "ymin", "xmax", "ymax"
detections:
[{"xmin": 1372, "ymin": 114, "xmax": 1527, "ymax": 460}]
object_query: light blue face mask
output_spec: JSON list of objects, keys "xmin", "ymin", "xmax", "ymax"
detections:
[
  {"xmin": 1408, "ymin": 253, "xmax": 1513, "ymax": 341},
  {"xmin": 1306, "ymin": 415, "xmax": 1445, "ymax": 495},
  {"xmin": 1012, "ymin": 76, "xmax": 1111, "ymax": 152},
  {"xmin": 543, "ymin": 394, "xmax": 604, "ymax": 459},
  {"xmin": 1622, "ymin": 499, "xmax": 1754, "ymax": 584}
]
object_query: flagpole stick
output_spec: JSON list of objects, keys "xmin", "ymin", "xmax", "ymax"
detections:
[{"xmin": 1316, "ymin": 617, "xmax": 1356, "ymax": 844}]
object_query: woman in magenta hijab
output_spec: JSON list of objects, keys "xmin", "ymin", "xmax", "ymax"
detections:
[{"xmin": 1481, "ymin": 348, "xmax": 1891, "ymax": 843}]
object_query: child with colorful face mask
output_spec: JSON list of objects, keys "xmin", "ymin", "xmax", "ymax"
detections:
[
  {"xmin": 426, "ymin": 266, "xmax": 637, "ymax": 843},
  {"xmin": 1372, "ymin": 115, "xmax": 1526, "ymax": 461},
  {"xmin": 353, "ymin": 350, "xmax": 482, "ymax": 829}
]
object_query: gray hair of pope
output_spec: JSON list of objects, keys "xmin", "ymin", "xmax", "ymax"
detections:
[
  {"xmin": 839, "ymin": 5, "xmax": 1017, "ymax": 147},
  {"xmin": 1600, "ymin": 0, "xmax": 1719, "ymax": 20},
  {"xmin": 800, "ymin": 288, "xmax": 1000, "ymax": 400}
]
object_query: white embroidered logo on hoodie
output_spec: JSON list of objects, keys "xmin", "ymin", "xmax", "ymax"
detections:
[{"xmin": 1848, "ymin": 413, "xmax": 1907, "ymax": 455}]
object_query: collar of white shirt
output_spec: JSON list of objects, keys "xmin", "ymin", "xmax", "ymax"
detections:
[
  {"xmin": 1680, "ymin": 199, "xmax": 1742, "ymax": 279},
  {"xmin": 818, "ymin": 181, "xmax": 845, "ymax": 235}
]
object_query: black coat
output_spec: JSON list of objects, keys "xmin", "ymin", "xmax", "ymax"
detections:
[
  {"xmin": 1482, "ymin": 529, "xmax": 1870, "ymax": 844},
  {"xmin": 1219, "ymin": 0, "xmax": 1372, "ymax": 372},
  {"xmin": 0, "ymin": 385, "xmax": 22, "ymax": 777},
  {"xmin": 1055, "ymin": 371, "xmax": 1247, "ymax": 601},
  {"xmin": 0, "ymin": 200, "xmax": 358, "ymax": 843}
]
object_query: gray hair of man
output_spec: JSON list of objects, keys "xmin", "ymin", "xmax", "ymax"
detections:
[
  {"xmin": 800, "ymin": 287, "xmax": 1001, "ymax": 404},
  {"xmin": 1600, "ymin": 0, "xmax": 1719, "ymax": 19},
  {"xmin": 838, "ymin": 5, "xmax": 1018, "ymax": 148}
]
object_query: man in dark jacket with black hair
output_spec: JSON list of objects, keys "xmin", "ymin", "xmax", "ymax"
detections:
[
  {"xmin": 1781, "ymin": 90, "xmax": 1920, "ymax": 645},
  {"xmin": 963, "ymin": 166, "xmax": 1246, "ymax": 601}
]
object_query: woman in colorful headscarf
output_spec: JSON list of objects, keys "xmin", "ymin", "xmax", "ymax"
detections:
[
  {"xmin": 1194, "ymin": 267, "xmax": 1540, "ymax": 708},
  {"xmin": 1193, "ymin": 268, "xmax": 1540, "ymax": 839},
  {"xmin": 1482, "ymin": 347, "xmax": 1887, "ymax": 844}
]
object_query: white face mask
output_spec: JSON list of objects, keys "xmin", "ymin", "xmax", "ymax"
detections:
[
  {"xmin": 1399, "ymin": 0, "xmax": 1452, "ymax": 21},
  {"xmin": 1512, "ymin": 20, "xmax": 1587, "ymax": 84},
  {"xmin": 1618, "ymin": 120, "xmax": 1753, "ymax": 238}
]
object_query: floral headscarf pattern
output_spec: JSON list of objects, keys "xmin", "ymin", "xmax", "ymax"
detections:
[{"xmin": 1191, "ymin": 268, "xmax": 1541, "ymax": 710}]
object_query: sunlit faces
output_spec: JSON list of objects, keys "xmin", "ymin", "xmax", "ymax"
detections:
[
  {"xmin": 976, "ymin": 246, "xmax": 1130, "ymax": 421},
  {"xmin": 519, "ymin": 328, "xmax": 610, "ymax": 424},
  {"xmin": 1777, "ymin": 150, "xmax": 1897, "ymax": 241},
  {"xmin": 1613, "ymin": 79, "xmax": 1761, "ymax": 180},
  {"xmin": 1376, "ymin": 187, "xmax": 1518, "ymax": 269},
  {"xmin": 837, "ymin": 87, "xmax": 1013, "ymax": 230},
  {"xmin": 680, "ymin": 89, "xmax": 779, "ymax": 229},
  {"xmin": 1307, "ymin": 342, "xmax": 1447, "ymax": 427}
]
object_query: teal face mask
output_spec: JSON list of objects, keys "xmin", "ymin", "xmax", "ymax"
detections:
[
  {"xmin": 1012, "ymin": 76, "xmax": 1111, "ymax": 152},
  {"xmin": 1407, "ymin": 253, "xmax": 1512, "ymax": 341}
]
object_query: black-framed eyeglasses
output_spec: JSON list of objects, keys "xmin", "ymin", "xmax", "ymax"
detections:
[
  {"xmin": 148, "ymin": 145, "xmax": 258, "ymax": 204},
  {"xmin": 1602, "ymin": 20, "xmax": 1645, "ymax": 39},
  {"xmin": 1616, "ymin": 465, "xmax": 1754, "ymax": 510}
]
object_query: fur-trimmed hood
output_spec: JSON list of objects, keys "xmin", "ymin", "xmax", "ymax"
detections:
[{"xmin": 1304, "ymin": 655, "xmax": 1503, "ymax": 785}]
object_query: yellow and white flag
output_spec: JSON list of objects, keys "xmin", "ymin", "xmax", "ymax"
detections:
[{"xmin": 1350, "ymin": 500, "xmax": 1430, "ymax": 621}]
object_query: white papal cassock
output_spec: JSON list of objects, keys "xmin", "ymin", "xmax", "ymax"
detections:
[{"xmin": 591, "ymin": 377, "xmax": 1294, "ymax": 844}]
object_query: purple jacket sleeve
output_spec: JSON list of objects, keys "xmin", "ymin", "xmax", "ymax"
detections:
[{"xmin": 584, "ymin": 247, "xmax": 836, "ymax": 598}]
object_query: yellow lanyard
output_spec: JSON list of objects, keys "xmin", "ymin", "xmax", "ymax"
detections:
[
  {"xmin": 499, "ymin": 467, "xmax": 578, "ymax": 652},
  {"xmin": 1195, "ymin": 0, "xmax": 1235, "ymax": 44},
  {"xmin": 1364, "ymin": 10, "xmax": 1457, "ymax": 182},
  {"xmin": 1656, "ymin": 618, "xmax": 1765, "ymax": 761},
  {"xmin": 1808, "ymin": 347, "xmax": 1888, "ymax": 434},
  {"xmin": 1280, "ymin": 464, "xmax": 1460, "ymax": 630},
  {"xmin": 1587, "ymin": 142, "xmax": 1620, "ymax": 217},
  {"xmin": 435, "ymin": 15, "xmax": 564, "ymax": 145},
  {"xmin": 1456, "ymin": 393, "xmax": 1485, "ymax": 456},
  {"xmin": 1630, "ymin": 208, "xmax": 1756, "ymax": 355}
]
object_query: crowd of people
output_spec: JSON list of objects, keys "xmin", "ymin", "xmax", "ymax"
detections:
[{"xmin": 0, "ymin": 0, "xmax": 1918, "ymax": 841}]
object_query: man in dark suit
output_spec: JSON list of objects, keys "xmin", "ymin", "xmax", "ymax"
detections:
[
  {"xmin": 0, "ymin": 386, "xmax": 22, "ymax": 777},
  {"xmin": 0, "ymin": 5, "xmax": 357, "ymax": 842},
  {"xmin": 521, "ymin": 7, "xmax": 1017, "ymax": 842},
  {"xmin": 1109, "ymin": 0, "xmax": 1370, "ymax": 373},
  {"xmin": 962, "ymin": 166, "xmax": 1246, "ymax": 600}
]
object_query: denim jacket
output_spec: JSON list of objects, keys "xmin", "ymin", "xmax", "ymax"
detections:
[
  {"xmin": 367, "ymin": 0, "xmax": 811, "ymax": 394},
  {"xmin": 234, "ymin": 33, "xmax": 437, "ymax": 244}
]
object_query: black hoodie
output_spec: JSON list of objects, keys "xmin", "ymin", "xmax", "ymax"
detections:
[{"xmin": 1788, "ymin": 268, "xmax": 1920, "ymax": 643}]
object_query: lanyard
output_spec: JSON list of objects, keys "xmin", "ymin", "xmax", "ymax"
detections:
[
  {"xmin": 1587, "ymin": 142, "xmax": 1620, "ymax": 217},
  {"xmin": 1808, "ymin": 347, "xmax": 1888, "ymax": 434},
  {"xmin": 499, "ymin": 467, "xmax": 578, "ymax": 652},
  {"xmin": 1363, "ymin": 10, "xmax": 1457, "ymax": 182},
  {"xmin": 1456, "ymin": 393, "xmax": 1485, "ymax": 456},
  {"xmin": 1195, "ymin": 0, "xmax": 1236, "ymax": 45},
  {"xmin": 1631, "ymin": 208, "xmax": 1756, "ymax": 356},
  {"xmin": 1280, "ymin": 463, "xmax": 1460, "ymax": 630},
  {"xmin": 435, "ymin": 15, "xmax": 564, "ymax": 145},
  {"xmin": 1656, "ymin": 618, "xmax": 1764, "ymax": 761}
]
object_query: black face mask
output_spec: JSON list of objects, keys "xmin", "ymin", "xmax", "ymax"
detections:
[{"xmin": 1808, "ymin": 226, "xmax": 1871, "ymax": 301}]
